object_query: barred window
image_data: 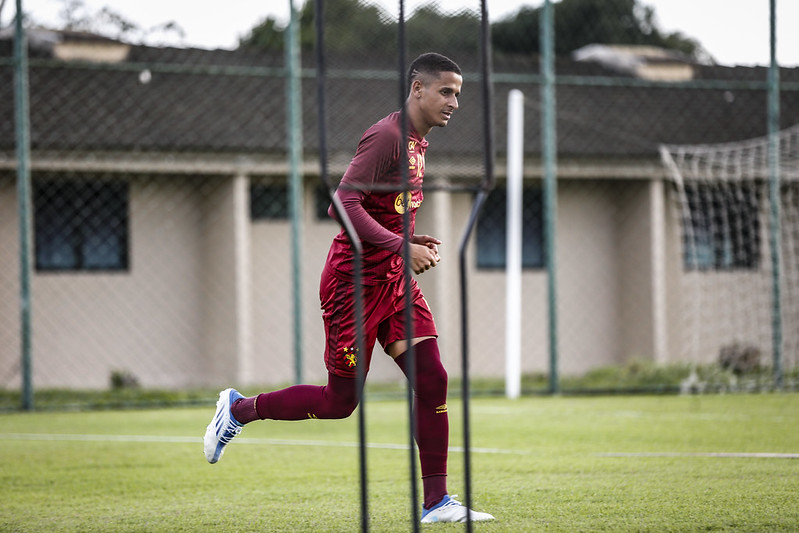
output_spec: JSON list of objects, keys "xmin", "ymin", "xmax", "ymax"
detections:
[
  {"xmin": 476, "ymin": 186, "xmax": 545, "ymax": 269},
  {"xmin": 683, "ymin": 183, "xmax": 760, "ymax": 271},
  {"xmin": 250, "ymin": 182, "xmax": 288, "ymax": 220},
  {"xmin": 314, "ymin": 183, "xmax": 335, "ymax": 221},
  {"xmin": 34, "ymin": 178, "xmax": 129, "ymax": 272}
]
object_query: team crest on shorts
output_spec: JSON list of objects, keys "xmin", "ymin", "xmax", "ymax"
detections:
[{"xmin": 343, "ymin": 346, "xmax": 358, "ymax": 367}]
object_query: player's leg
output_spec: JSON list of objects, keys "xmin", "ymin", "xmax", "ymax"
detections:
[
  {"xmin": 204, "ymin": 270, "xmax": 378, "ymax": 463},
  {"xmin": 384, "ymin": 281, "xmax": 494, "ymax": 523},
  {"xmin": 203, "ymin": 374, "xmax": 360, "ymax": 463},
  {"xmin": 231, "ymin": 372, "xmax": 359, "ymax": 422},
  {"xmin": 391, "ymin": 337, "xmax": 449, "ymax": 510},
  {"xmin": 381, "ymin": 281, "xmax": 449, "ymax": 510}
]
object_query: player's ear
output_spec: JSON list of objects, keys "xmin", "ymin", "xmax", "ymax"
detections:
[{"xmin": 411, "ymin": 78, "xmax": 424, "ymax": 98}]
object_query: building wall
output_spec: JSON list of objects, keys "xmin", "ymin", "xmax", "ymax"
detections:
[
  {"xmin": 617, "ymin": 179, "xmax": 658, "ymax": 361},
  {"xmin": 249, "ymin": 181, "xmax": 339, "ymax": 388},
  {"xmin": 24, "ymin": 176, "xmax": 211, "ymax": 388},
  {"xmin": 0, "ymin": 175, "xmax": 22, "ymax": 389},
  {"xmin": 419, "ymin": 178, "xmax": 658, "ymax": 380},
  {"xmin": 663, "ymin": 184, "xmax": 779, "ymax": 366},
  {"xmin": 0, "ymin": 171, "xmax": 676, "ymax": 390}
]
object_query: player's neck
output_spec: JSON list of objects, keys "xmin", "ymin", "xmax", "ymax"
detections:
[{"xmin": 405, "ymin": 99, "xmax": 432, "ymax": 139}]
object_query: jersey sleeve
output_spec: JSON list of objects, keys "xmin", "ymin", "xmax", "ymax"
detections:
[
  {"xmin": 328, "ymin": 121, "xmax": 404, "ymax": 254},
  {"xmin": 339, "ymin": 122, "xmax": 400, "ymax": 194},
  {"xmin": 328, "ymin": 185, "xmax": 404, "ymax": 254}
]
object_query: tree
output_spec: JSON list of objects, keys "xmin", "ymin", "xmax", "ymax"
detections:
[
  {"xmin": 238, "ymin": 0, "xmax": 708, "ymax": 64},
  {"xmin": 238, "ymin": 16, "xmax": 286, "ymax": 52},
  {"xmin": 493, "ymin": 0, "xmax": 709, "ymax": 62},
  {"xmin": 406, "ymin": 6, "xmax": 480, "ymax": 57},
  {"xmin": 239, "ymin": 0, "xmax": 394, "ymax": 56},
  {"xmin": 239, "ymin": 0, "xmax": 480, "ymax": 59},
  {"xmin": 21, "ymin": 0, "xmax": 184, "ymax": 45},
  {"xmin": 457, "ymin": 0, "xmax": 711, "ymax": 65}
]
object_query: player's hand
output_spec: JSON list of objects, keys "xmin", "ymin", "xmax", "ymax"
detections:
[{"xmin": 409, "ymin": 235, "xmax": 442, "ymax": 274}]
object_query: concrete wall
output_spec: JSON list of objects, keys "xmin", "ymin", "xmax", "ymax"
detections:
[{"xmin": 0, "ymin": 172, "xmax": 680, "ymax": 389}]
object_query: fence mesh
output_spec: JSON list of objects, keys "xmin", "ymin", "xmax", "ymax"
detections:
[{"xmin": 1, "ymin": 0, "xmax": 798, "ymax": 409}]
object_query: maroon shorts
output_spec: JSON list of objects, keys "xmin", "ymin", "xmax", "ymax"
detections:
[{"xmin": 319, "ymin": 268, "xmax": 438, "ymax": 378}]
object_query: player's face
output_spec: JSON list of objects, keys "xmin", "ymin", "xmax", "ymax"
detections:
[{"xmin": 416, "ymin": 71, "xmax": 462, "ymax": 130}]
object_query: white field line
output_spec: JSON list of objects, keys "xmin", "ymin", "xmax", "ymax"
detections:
[
  {"xmin": 2, "ymin": 433, "xmax": 527, "ymax": 455},
  {"xmin": 598, "ymin": 452, "xmax": 799, "ymax": 459}
]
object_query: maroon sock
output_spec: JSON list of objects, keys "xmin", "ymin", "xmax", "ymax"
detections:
[
  {"xmin": 422, "ymin": 475, "xmax": 448, "ymax": 510},
  {"xmin": 232, "ymin": 373, "xmax": 359, "ymax": 423},
  {"xmin": 394, "ymin": 339, "xmax": 449, "ymax": 509},
  {"xmin": 230, "ymin": 396, "xmax": 259, "ymax": 424}
]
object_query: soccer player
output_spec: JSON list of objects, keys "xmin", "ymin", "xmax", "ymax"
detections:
[{"xmin": 204, "ymin": 52, "xmax": 494, "ymax": 524}]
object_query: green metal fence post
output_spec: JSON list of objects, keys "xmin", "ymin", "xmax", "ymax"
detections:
[
  {"xmin": 541, "ymin": 0, "xmax": 559, "ymax": 394},
  {"xmin": 14, "ymin": 0, "xmax": 34, "ymax": 411},
  {"xmin": 768, "ymin": 0, "xmax": 783, "ymax": 389},
  {"xmin": 286, "ymin": 0, "xmax": 304, "ymax": 385}
]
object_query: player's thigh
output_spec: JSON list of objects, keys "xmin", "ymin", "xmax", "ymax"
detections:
[
  {"xmin": 320, "ymin": 273, "xmax": 382, "ymax": 377},
  {"xmin": 377, "ymin": 279, "xmax": 438, "ymax": 354}
]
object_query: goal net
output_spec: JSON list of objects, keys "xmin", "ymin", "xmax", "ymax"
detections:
[{"xmin": 660, "ymin": 124, "xmax": 799, "ymax": 384}]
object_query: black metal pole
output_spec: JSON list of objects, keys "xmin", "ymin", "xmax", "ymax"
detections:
[
  {"xmin": 313, "ymin": 2, "xmax": 368, "ymax": 531},
  {"xmin": 458, "ymin": 1, "xmax": 495, "ymax": 531},
  {"xmin": 396, "ymin": 2, "xmax": 420, "ymax": 530}
]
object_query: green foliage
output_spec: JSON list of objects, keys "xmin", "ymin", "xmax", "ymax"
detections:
[
  {"xmin": 2, "ymin": 361, "xmax": 795, "ymax": 412},
  {"xmin": 238, "ymin": 17, "xmax": 287, "ymax": 52},
  {"xmin": 241, "ymin": 0, "xmax": 480, "ymax": 59},
  {"xmin": 109, "ymin": 370, "xmax": 140, "ymax": 391},
  {"xmin": 562, "ymin": 358, "xmax": 693, "ymax": 391},
  {"xmin": 240, "ymin": 0, "xmax": 397, "ymax": 55},
  {"xmin": 41, "ymin": 0, "xmax": 184, "ymax": 44},
  {"xmin": 493, "ymin": 0, "xmax": 707, "ymax": 60},
  {"xmin": 405, "ymin": 6, "xmax": 480, "ymax": 57},
  {"xmin": 240, "ymin": 0, "xmax": 707, "ymax": 63},
  {"xmin": 0, "ymin": 387, "xmax": 211, "ymax": 412},
  {"xmin": 491, "ymin": 7, "xmax": 539, "ymax": 59},
  {"xmin": 1, "ymin": 395, "xmax": 798, "ymax": 531}
]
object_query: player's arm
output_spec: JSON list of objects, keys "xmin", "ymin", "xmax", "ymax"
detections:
[
  {"xmin": 330, "ymin": 125, "xmax": 440, "ymax": 274},
  {"xmin": 330, "ymin": 187, "xmax": 440, "ymax": 274},
  {"xmin": 329, "ymin": 185, "xmax": 403, "ymax": 253}
]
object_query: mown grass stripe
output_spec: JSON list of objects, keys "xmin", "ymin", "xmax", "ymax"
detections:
[{"xmin": 2, "ymin": 432, "xmax": 526, "ymax": 455}]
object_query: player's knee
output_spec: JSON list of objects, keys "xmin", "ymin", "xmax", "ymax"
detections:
[
  {"xmin": 430, "ymin": 363, "xmax": 448, "ymax": 393},
  {"xmin": 319, "ymin": 373, "xmax": 361, "ymax": 419},
  {"xmin": 320, "ymin": 377, "xmax": 360, "ymax": 419},
  {"xmin": 322, "ymin": 395, "xmax": 359, "ymax": 419}
]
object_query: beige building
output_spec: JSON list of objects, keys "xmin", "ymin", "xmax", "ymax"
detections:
[{"xmin": 1, "ymin": 32, "xmax": 797, "ymax": 390}]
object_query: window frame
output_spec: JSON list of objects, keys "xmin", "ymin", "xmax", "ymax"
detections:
[
  {"xmin": 475, "ymin": 185, "xmax": 545, "ymax": 270},
  {"xmin": 682, "ymin": 182, "xmax": 760, "ymax": 271},
  {"xmin": 34, "ymin": 177, "xmax": 130, "ymax": 273}
]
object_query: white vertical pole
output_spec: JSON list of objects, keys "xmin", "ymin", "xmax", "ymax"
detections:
[
  {"xmin": 506, "ymin": 89, "xmax": 524, "ymax": 399},
  {"xmin": 233, "ymin": 173, "xmax": 253, "ymax": 385},
  {"xmin": 650, "ymin": 178, "xmax": 668, "ymax": 365}
]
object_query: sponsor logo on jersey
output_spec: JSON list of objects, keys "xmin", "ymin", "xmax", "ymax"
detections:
[
  {"xmin": 408, "ymin": 141, "xmax": 425, "ymax": 177},
  {"xmin": 435, "ymin": 404, "xmax": 448, "ymax": 414},
  {"xmin": 394, "ymin": 191, "xmax": 423, "ymax": 214}
]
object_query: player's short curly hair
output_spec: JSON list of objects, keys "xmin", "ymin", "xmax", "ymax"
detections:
[{"xmin": 407, "ymin": 53, "xmax": 461, "ymax": 90}]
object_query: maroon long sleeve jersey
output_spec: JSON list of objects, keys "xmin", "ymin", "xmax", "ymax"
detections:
[{"xmin": 324, "ymin": 111, "xmax": 428, "ymax": 285}]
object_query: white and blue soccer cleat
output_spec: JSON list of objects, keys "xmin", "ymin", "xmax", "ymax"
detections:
[
  {"xmin": 420, "ymin": 494, "xmax": 495, "ymax": 523},
  {"xmin": 203, "ymin": 388, "xmax": 244, "ymax": 464}
]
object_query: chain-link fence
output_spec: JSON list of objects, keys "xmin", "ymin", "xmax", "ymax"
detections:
[{"xmin": 2, "ymin": 0, "xmax": 798, "ymax": 409}]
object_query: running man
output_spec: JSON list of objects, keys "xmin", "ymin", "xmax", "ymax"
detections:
[{"xmin": 204, "ymin": 52, "xmax": 494, "ymax": 524}]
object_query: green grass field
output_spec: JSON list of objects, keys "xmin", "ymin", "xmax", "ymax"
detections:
[{"xmin": 1, "ymin": 393, "xmax": 798, "ymax": 532}]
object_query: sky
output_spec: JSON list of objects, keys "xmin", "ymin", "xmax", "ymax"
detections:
[{"xmin": 5, "ymin": 0, "xmax": 799, "ymax": 67}]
